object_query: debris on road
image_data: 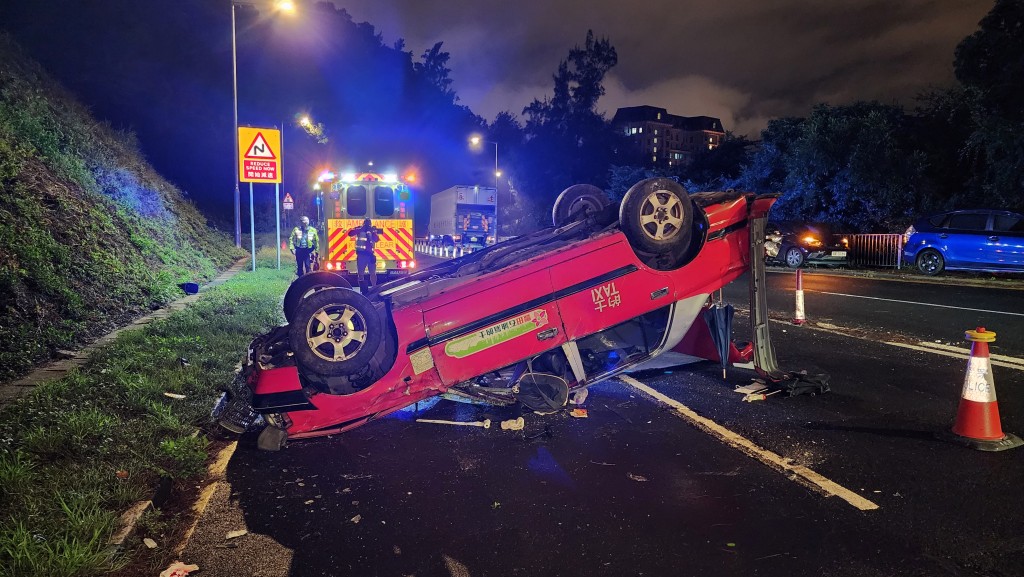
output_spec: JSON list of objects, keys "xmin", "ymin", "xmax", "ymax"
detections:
[
  {"xmin": 735, "ymin": 382, "xmax": 768, "ymax": 395},
  {"xmin": 416, "ymin": 418, "xmax": 492, "ymax": 429},
  {"xmin": 743, "ymin": 390, "xmax": 782, "ymax": 402},
  {"xmin": 143, "ymin": 538, "xmax": 157, "ymax": 549},
  {"xmin": 159, "ymin": 561, "xmax": 199, "ymax": 577},
  {"xmin": 570, "ymin": 408, "xmax": 589, "ymax": 418},
  {"xmin": 500, "ymin": 417, "xmax": 525, "ymax": 430},
  {"xmin": 225, "ymin": 529, "xmax": 247, "ymax": 540},
  {"xmin": 163, "ymin": 392, "xmax": 186, "ymax": 399},
  {"xmin": 627, "ymin": 473, "xmax": 649, "ymax": 482},
  {"xmin": 351, "ymin": 514, "xmax": 362, "ymax": 524}
]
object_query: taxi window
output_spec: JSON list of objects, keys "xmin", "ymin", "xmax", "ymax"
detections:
[
  {"xmin": 375, "ymin": 186, "xmax": 395, "ymax": 216},
  {"xmin": 577, "ymin": 306, "xmax": 671, "ymax": 378},
  {"xmin": 347, "ymin": 185, "xmax": 367, "ymax": 216}
]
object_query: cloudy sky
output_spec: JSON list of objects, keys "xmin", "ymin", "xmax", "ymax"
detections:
[{"xmin": 334, "ymin": 0, "xmax": 992, "ymax": 136}]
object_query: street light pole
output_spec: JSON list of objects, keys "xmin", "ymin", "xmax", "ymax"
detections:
[
  {"xmin": 231, "ymin": 3, "xmax": 241, "ymax": 247},
  {"xmin": 492, "ymin": 141, "xmax": 499, "ymax": 241}
]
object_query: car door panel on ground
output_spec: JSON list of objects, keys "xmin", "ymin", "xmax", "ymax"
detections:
[{"xmin": 423, "ymin": 268, "xmax": 566, "ymax": 386}]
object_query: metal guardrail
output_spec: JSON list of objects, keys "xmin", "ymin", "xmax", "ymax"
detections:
[{"xmin": 843, "ymin": 234, "xmax": 904, "ymax": 269}]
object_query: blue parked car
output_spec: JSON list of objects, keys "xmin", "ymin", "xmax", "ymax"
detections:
[{"xmin": 903, "ymin": 209, "xmax": 1024, "ymax": 275}]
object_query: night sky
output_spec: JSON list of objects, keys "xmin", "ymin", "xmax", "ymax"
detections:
[
  {"xmin": 0, "ymin": 0, "xmax": 996, "ymax": 225},
  {"xmin": 338, "ymin": 0, "xmax": 992, "ymax": 135}
]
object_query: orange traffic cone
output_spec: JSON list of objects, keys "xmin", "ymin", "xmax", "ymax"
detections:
[{"xmin": 947, "ymin": 327, "xmax": 1022, "ymax": 451}]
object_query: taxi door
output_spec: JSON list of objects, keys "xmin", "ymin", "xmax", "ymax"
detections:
[
  {"xmin": 549, "ymin": 236, "xmax": 674, "ymax": 342},
  {"xmin": 422, "ymin": 268, "xmax": 566, "ymax": 386}
]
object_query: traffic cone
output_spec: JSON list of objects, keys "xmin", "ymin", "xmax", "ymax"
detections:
[
  {"xmin": 947, "ymin": 327, "xmax": 1022, "ymax": 451},
  {"xmin": 793, "ymin": 269, "xmax": 806, "ymax": 325}
]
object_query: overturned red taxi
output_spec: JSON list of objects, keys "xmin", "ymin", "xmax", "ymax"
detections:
[{"xmin": 217, "ymin": 179, "xmax": 777, "ymax": 449}]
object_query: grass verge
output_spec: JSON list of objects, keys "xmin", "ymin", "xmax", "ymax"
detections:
[{"xmin": 0, "ymin": 248, "xmax": 291, "ymax": 577}]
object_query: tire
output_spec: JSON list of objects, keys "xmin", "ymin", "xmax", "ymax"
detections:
[
  {"xmin": 784, "ymin": 247, "xmax": 805, "ymax": 268},
  {"xmin": 552, "ymin": 184, "xmax": 611, "ymax": 227},
  {"xmin": 618, "ymin": 178, "xmax": 693, "ymax": 269},
  {"xmin": 289, "ymin": 288, "xmax": 383, "ymax": 376},
  {"xmin": 917, "ymin": 249, "xmax": 944, "ymax": 276},
  {"xmin": 283, "ymin": 271, "xmax": 352, "ymax": 324}
]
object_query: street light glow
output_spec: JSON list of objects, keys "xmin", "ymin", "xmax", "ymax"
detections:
[
  {"xmin": 299, "ymin": 116, "xmax": 311, "ymax": 127},
  {"xmin": 276, "ymin": 0, "xmax": 296, "ymax": 13}
]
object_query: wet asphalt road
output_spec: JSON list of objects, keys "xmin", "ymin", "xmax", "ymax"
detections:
[{"xmin": 181, "ymin": 263, "xmax": 1024, "ymax": 577}]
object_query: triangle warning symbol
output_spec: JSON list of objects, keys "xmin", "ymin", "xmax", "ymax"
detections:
[{"xmin": 244, "ymin": 132, "xmax": 277, "ymax": 159}]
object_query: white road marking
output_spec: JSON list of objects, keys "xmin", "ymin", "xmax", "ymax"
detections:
[
  {"xmin": 755, "ymin": 314, "xmax": 1024, "ymax": 372},
  {"xmin": 814, "ymin": 291, "xmax": 1024, "ymax": 318},
  {"xmin": 912, "ymin": 341, "xmax": 1024, "ymax": 367},
  {"xmin": 617, "ymin": 374, "xmax": 879, "ymax": 512},
  {"xmin": 883, "ymin": 342, "xmax": 1024, "ymax": 372}
]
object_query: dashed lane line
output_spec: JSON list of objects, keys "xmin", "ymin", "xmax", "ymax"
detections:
[
  {"xmin": 814, "ymin": 291, "xmax": 1024, "ymax": 318},
  {"xmin": 617, "ymin": 374, "xmax": 880, "ymax": 512}
]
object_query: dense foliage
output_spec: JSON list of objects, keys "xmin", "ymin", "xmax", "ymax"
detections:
[{"xmin": 0, "ymin": 36, "xmax": 243, "ymax": 380}]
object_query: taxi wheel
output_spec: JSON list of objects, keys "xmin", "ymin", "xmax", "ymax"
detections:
[
  {"xmin": 619, "ymin": 178, "xmax": 693, "ymax": 269},
  {"xmin": 283, "ymin": 271, "xmax": 352, "ymax": 324},
  {"xmin": 552, "ymin": 184, "xmax": 611, "ymax": 227},
  {"xmin": 289, "ymin": 288, "xmax": 382, "ymax": 376}
]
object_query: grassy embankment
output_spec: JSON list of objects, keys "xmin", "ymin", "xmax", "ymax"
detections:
[
  {"xmin": 0, "ymin": 250, "xmax": 291, "ymax": 577},
  {"xmin": 0, "ymin": 33, "xmax": 290, "ymax": 576},
  {"xmin": 0, "ymin": 34, "xmax": 244, "ymax": 383}
]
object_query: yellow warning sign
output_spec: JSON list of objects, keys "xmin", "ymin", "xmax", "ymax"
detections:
[{"xmin": 238, "ymin": 127, "xmax": 281, "ymax": 183}]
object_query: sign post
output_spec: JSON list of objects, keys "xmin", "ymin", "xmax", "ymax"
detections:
[{"xmin": 238, "ymin": 127, "xmax": 282, "ymax": 271}]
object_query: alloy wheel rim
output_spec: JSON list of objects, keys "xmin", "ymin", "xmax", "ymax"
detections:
[
  {"xmin": 306, "ymin": 304, "xmax": 368, "ymax": 362},
  {"xmin": 639, "ymin": 190, "xmax": 683, "ymax": 241}
]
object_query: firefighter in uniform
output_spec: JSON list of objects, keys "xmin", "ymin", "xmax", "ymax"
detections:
[
  {"xmin": 348, "ymin": 218, "xmax": 381, "ymax": 293},
  {"xmin": 289, "ymin": 216, "xmax": 319, "ymax": 277}
]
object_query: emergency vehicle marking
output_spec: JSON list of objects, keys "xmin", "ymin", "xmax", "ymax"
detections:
[
  {"xmin": 592, "ymin": 282, "xmax": 622, "ymax": 312},
  {"xmin": 326, "ymin": 219, "xmax": 413, "ymax": 265},
  {"xmin": 444, "ymin": 309, "xmax": 549, "ymax": 359}
]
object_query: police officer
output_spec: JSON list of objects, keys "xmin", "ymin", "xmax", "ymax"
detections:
[
  {"xmin": 348, "ymin": 218, "xmax": 381, "ymax": 292},
  {"xmin": 289, "ymin": 216, "xmax": 319, "ymax": 276}
]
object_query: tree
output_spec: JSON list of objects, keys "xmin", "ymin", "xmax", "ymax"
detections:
[
  {"xmin": 414, "ymin": 42, "xmax": 457, "ymax": 104},
  {"xmin": 680, "ymin": 133, "xmax": 755, "ymax": 191},
  {"xmin": 518, "ymin": 31, "xmax": 621, "ymax": 201},
  {"xmin": 741, "ymin": 103, "xmax": 929, "ymax": 232},
  {"xmin": 952, "ymin": 0, "xmax": 1024, "ymax": 211}
]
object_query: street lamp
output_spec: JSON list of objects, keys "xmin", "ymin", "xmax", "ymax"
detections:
[
  {"xmin": 469, "ymin": 135, "xmax": 499, "ymax": 239},
  {"xmin": 231, "ymin": 0, "xmax": 296, "ymax": 247}
]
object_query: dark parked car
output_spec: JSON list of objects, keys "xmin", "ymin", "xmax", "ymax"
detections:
[
  {"xmin": 904, "ymin": 209, "xmax": 1024, "ymax": 275},
  {"xmin": 765, "ymin": 222, "xmax": 848, "ymax": 268}
]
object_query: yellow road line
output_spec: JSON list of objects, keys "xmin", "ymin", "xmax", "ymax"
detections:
[
  {"xmin": 618, "ymin": 374, "xmax": 879, "ymax": 512},
  {"xmin": 175, "ymin": 440, "xmax": 238, "ymax": 555}
]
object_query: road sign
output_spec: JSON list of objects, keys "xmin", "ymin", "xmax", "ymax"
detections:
[
  {"xmin": 283, "ymin": 192, "xmax": 294, "ymax": 210},
  {"xmin": 238, "ymin": 127, "xmax": 281, "ymax": 183}
]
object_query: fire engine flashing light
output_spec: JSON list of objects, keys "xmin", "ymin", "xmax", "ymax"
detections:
[
  {"xmin": 342, "ymin": 172, "xmax": 357, "ymax": 182},
  {"xmin": 318, "ymin": 171, "xmax": 335, "ymax": 182},
  {"xmin": 383, "ymin": 173, "xmax": 398, "ymax": 183}
]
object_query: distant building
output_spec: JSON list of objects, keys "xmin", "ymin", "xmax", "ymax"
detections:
[{"xmin": 612, "ymin": 105, "xmax": 726, "ymax": 167}]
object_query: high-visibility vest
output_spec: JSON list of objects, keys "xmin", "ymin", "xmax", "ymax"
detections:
[{"xmin": 290, "ymin": 226, "xmax": 318, "ymax": 250}]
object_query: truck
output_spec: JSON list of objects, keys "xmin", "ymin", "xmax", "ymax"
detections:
[{"xmin": 428, "ymin": 185, "xmax": 496, "ymax": 251}]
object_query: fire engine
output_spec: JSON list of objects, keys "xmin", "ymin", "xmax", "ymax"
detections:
[{"xmin": 320, "ymin": 172, "xmax": 415, "ymax": 279}]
